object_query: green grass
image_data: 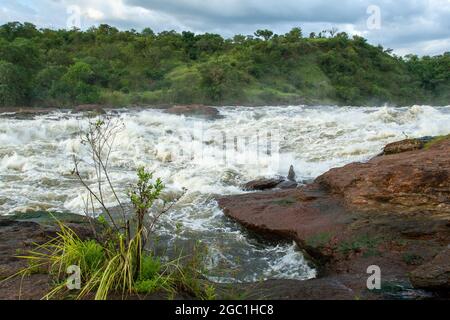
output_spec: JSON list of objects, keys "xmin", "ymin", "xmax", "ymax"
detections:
[
  {"xmin": 305, "ymin": 232, "xmax": 333, "ymax": 248},
  {"xmin": 424, "ymin": 134, "xmax": 450, "ymax": 149},
  {"xmin": 271, "ymin": 197, "xmax": 297, "ymax": 207},
  {"xmin": 337, "ymin": 234, "xmax": 381, "ymax": 256}
]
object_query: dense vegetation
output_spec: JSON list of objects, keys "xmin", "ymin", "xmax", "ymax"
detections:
[{"xmin": 0, "ymin": 22, "xmax": 449, "ymax": 108}]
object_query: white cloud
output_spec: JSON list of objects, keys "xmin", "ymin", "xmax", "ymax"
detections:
[{"xmin": 86, "ymin": 8, "xmax": 104, "ymax": 20}]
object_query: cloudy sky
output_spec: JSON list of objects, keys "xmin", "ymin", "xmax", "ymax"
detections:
[{"xmin": 0, "ymin": 0, "xmax": 449, "ymax": 56}]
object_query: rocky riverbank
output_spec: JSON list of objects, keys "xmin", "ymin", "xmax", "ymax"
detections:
[{"xmin": 218, "ymin": 137, "xmax": 450, "ymax": 299}]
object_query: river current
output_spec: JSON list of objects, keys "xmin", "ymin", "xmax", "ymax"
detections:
[{"xmin": 1, "ymin": 105, "xmax": 449, "ymax": 282}]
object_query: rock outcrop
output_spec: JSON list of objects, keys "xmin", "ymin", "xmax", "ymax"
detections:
[
  {"xmin": 316, "ymin": 137, "xmax": 450, "ymax": 213},
  {"xmin": 218, "ymin": 137, "xmax": 450, "ymax": 298}
]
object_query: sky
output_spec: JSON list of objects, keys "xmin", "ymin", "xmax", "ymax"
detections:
[{"xmin": 0, "ymin": 0, "xmax": 449, "ymax": 56}]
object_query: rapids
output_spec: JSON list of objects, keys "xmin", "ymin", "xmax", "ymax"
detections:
[{"xmin": 1, "ymin": 105, "xmax": 449, "ymax": 282}]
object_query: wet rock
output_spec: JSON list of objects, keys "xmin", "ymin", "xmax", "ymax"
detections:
[
  {"xmin": 242, "ymin": 177, "xmax": 284, "ymax": 191},
  {"xmin": 164, "ymin": 105, "xmax": 222, "ymax": 120},
  {"xmin": 276, "ymin": 180, "xmax": 298, "ymax": 189},
  {"xmin": 287, "ymin": 165, "xmax": 296, "ymax": 182},
  {"xmin": 383, "ymin": 138, "xmax": 424, "ymax": 155},
  {"xmin": 410, "ymin": 248, "xmax": 450, "ymax": 291},
  {"xmin": 381, "ymin": 138, "xmax": 425, "ymax": 155}
]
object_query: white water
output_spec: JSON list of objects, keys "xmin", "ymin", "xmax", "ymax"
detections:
[{"xmin": 1, "ymin": 105, "xmax": 450, "ymax": 282}]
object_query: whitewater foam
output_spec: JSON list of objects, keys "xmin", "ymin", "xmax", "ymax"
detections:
[{"xmin": 1, "ymin": 105, "xmax": 449, "ymax": 282}]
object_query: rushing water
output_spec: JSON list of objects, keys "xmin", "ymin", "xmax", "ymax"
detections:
[{"xmin": 1, "ymin": 105, "xmax": 450, "ymax": 282}]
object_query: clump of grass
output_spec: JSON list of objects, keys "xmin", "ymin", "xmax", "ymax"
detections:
[
  {"xmin": 11, "ymin": 222, "xmax": 212, "ymax": 300},
  {"xmin": 305, "ymin": 232, "xmax": 333, "ymax": 248},
  {"xmin": 337, "ymin": 234, "xmax": 381, "ymax": 256},
  {"xmin": 271, "ymin": 197, "xmax": 296, "ymax": 207},
  {"xmin": 424, "ymin": 134, "xmax": 450, "ymax": 149}
]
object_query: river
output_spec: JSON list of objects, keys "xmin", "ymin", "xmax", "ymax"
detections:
[{"xmin": 1, "ymin": 104, "xmax": 449, "ymax": 282}]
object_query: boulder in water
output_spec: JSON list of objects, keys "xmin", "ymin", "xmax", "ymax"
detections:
[
  {"xmin": 380, "ymin": 137, "xmax": 432, "ymax": 155},
  {"xmin": 287, "ymin": 165, "xmax": 296, "ymax": 182},
  {"xmin": 242, "ymin": 177, "xmax": 284, "ymax": 191}
]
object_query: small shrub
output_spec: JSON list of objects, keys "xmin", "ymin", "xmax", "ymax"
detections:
[{"xmin": 140, "ymin": 256, "xmax": 161, "ymax": 281}]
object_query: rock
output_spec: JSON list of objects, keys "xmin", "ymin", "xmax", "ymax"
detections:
[
  {"xmin": 164, "ymin": 105, "xmax": 222, "ymax": 120},
  {"xmin": 218, "ymin": 187, "xmax": 348, "ymax": 263},
  {"xmin": 287, "ymin": 165, "xmax": 296, "ymax": 182},
  {"xmin": 410, "ymin": 248, "xmax": 450, "ymax": 291},
  {"xmin": 218, "ymin": 138, "xmax": 450, "ymax": 298},
  {"xmin": 242, "ymin": 177, "xmax": 284, "ymax": 191},
  {"xmin": 381, "ymin": 138, "xmax": 424, "ymax": 155},
  {"xmin": 316, "ymin": 138, "xmax": 450, "ymax": 213},
  {"xmin": 276, "ymin": 180, "xmax": 298, "ymax": 189}
]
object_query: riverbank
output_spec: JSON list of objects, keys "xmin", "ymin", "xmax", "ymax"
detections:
[{"xmin": 218, "ymin": 136, "xmax": 450, "ymax": 299}]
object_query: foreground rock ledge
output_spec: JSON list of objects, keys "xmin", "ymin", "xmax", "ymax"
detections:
[{"xmin": 218, "ymin": 138, "xmax": 450, "ymax": 299}]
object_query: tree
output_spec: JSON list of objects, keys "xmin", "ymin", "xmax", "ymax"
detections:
[
  {"xmin": 285, "ymin": 27, "xmax": 303, "ymax": 41},
  {"xmin": 0, "ymin": 60, "xmax": 26, "ymax": 106},
  {"xmin": 141, "ymin": 28, "xmax": 155, "ymax": 37},
  {"xmin": 61, "ymin": 62, "xmax": 100, "ymax": 104},
  {"xmin": 254, "ymin": 29, "xmax": 274, "ymax": 41}
]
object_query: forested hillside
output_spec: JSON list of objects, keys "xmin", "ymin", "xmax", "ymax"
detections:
[{"xmin": 0, "ymin": 22, "xmax": 449, "ymax": 108}]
